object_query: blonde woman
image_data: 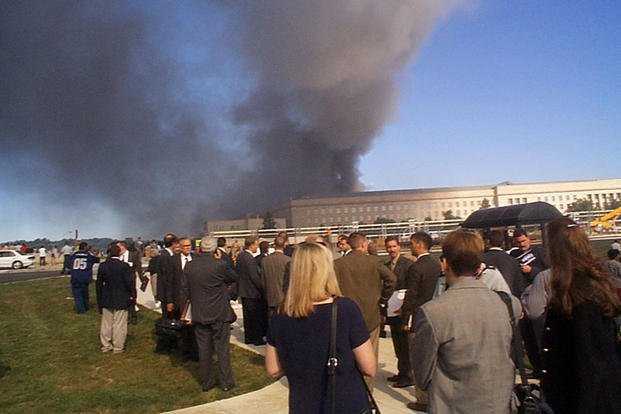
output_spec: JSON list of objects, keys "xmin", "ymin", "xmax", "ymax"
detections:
[{"xmin": 265, "ymin": 242, "xmax": 376, "ymax": 413}]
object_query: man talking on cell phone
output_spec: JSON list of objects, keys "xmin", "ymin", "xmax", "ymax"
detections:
[{"xmin": 511, "ymin": 228, "xmax": 549, "ymax": 379}]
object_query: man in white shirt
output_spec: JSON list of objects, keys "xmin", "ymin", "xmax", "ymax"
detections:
[
  {"xmin": 38, "ymin": 245, "xmax": 47, "ymax": 266},
  {"xmin": 60, "ymin": 243, "xmax": 73, "ymax": 274}
]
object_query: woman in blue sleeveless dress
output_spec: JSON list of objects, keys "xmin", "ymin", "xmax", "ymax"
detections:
[{"xmin": 265, "ymin": 242, "xmax": 376, "ymax": 413}]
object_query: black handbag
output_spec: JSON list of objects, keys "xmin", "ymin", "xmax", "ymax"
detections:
[
  {"xmin": 327, "ymin": 298, "xmax": 380, "ymax": 414},
  {"xmin": 154, "ymin": 317, "xmax": 184, "ymax": 340},
  {"xmin": 495, "ymin": 291, "xmax": 553, "ymax": 414}
]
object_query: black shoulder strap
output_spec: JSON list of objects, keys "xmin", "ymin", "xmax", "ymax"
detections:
[
  {"xmin": 495, "ymin": 291, "xmax": 529, "ymax": 386},
  {"xmin": 327, "ymin": 298, "xmax": 338, "ymax": 414}
]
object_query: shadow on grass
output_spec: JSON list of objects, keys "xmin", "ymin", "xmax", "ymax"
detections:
[{"xmin": 0, "ymin": 277, "xmax": 273, "ymax": 414}]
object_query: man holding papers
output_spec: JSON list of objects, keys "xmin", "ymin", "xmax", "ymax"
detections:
[{"xmin": 383, "ymin": 236, "xmax": 414, "ymax": 388}]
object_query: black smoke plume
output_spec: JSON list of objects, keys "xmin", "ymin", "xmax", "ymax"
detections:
[{"xmin": 0, "ymin": 1, "xmax": 460, "ymax": 238}]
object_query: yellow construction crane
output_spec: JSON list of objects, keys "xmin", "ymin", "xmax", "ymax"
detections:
[{"xmin": 590, "ymin": 207, "xmax": 621, "ymax": 231}]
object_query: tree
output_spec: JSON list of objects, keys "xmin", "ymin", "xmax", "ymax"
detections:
[
  {"xmin": 480, "ymin": 198, "xmax": 491, "ymax": 209},
  {"xmin": 566, "ymin": 198, "xmax": 594, "ymax": 213},
  {"xmin": 261, "ymin": 211, "xmax": 276, "ymax": 229},
  {"xmin": 604, "ymin": 198, "xmax": 621, "ymax": 210},
  {"xmin": 442, "ymin": 210, "xmax": 461, "ymax": 220}
]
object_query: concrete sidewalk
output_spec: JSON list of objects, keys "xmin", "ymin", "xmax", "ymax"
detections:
[
  {"xmin": 164, "ymin": 321, "xmax": 423, "ymax": 414},
  {"xmin": 139, "ymin": 291, "xmax": 423, "ymax": 413}
]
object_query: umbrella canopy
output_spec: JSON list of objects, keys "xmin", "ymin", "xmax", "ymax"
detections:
[{"xmin": 461, "ymin": 202, "xmax": 564, "ymax": 229}]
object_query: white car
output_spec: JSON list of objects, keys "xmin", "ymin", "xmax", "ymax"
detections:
[{"xmin": 0, "ymin": 250, "xmax": 35, "ymax": 269}]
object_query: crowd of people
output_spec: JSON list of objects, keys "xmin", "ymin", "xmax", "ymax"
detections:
[{"xmin": 56, "ymin": 221, "xmax": 621, "ymax": 413}]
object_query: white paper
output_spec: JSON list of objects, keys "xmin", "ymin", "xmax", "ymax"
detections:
[
  {"xmin": 387, "ymin": 289, "xmax": 407, "ymax": 317},
  {"xmin": 182, "ymin": 303, "xmax": 192, "ymax": 322}
]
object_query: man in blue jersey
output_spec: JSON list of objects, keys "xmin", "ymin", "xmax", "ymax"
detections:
[{"xmin": 69, "ymin": 242, "xmax": 100, "ymax": 314}]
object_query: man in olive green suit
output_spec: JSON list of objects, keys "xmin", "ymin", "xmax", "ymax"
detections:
[{"xmin": 334, "ymin": 232, "xmax": 396, "ymax": 389}]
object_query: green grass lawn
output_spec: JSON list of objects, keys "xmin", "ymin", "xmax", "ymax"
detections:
[{"xmin": 0, "ymin": 277, "xmax": 272, "ymax": 413}]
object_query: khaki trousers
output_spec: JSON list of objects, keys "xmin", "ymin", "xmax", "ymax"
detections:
[
  {"xmin": 100, "ymin": 308, "xmax": 128, "ymax": 352},
  {"xmin": 363, "ymin": 326, "xmax": 380, "ymax": 391}
]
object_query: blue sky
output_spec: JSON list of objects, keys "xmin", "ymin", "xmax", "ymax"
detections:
[
  {"xmin": 360, "ymin": 0, "xmax": 620, "ymax": 190},
  {"xmin": 1, "ymin": 1, "xmax": 619, "ymax": 242}
]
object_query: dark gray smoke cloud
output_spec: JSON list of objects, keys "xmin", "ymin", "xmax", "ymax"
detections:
[{"xmin": 0, "ymin": 1, "xmax": 460, "ymax": 239}]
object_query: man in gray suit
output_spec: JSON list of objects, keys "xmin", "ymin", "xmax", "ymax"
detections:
[
  {"xmin": 260, "ymin": 236, "xmax": 291, "ymax": 316},
  {"xmin": 411, "ymin": 229, "xmax": 516, "ymax": 414},
  {"xmin": 181, "ymin": 237, "xmax": 239, "ymax": 392}
]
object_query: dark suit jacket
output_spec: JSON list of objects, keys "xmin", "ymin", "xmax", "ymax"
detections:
[
  {"xmin": 236, "ymin": 250, "xmax": 263, "ymax": 299},
  {"xmin": 218, "ymin": 247, "xmax": 234, "ymax": 269},
  {"xmin": 482, "ymin": 248, "xmax": 525, "ymax": 296},
  {"xmin": 168, "ymin": 253, "xmax": 195, "ymax": 308},
  {"xmin": 541, "ymin": 301, "xmax": 621, "ymax": 414},
  {"xmin": 181, "ymin": 255, "xmax": 239, "ymax": 325},
  {"xmin": 96, "ymin": 258, "xmax": 135, "ymax": 310},
  {"xmin": 385, "ymin": 255, "xmax": 414, "ymax": 290},
  {"xmin": 334, "ymin": 250, "xmax": 396, "ymax": 331},
  {"xmin": 157, "ymin": 249, "xmax": 175, "ymax": 305},
  {"xmin": 401, "ymin": 254, "xmax": 442, "ymax": 327},
  {"xmin": 511, "ymin": 245, "xmax": 549, "ymax": 284}
]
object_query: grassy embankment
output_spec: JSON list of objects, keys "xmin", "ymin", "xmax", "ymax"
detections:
[{"xmin": 0, "ymin": 277, "xmax": 272, "ymax": 413}]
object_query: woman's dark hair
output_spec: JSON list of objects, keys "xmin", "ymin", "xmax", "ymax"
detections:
[{"xmin": 546, "ymin": 217, "xmax": 621, "ymax": 317}]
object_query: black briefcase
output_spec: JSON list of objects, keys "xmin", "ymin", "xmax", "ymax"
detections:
[{"xmin": 154, "ymin": 318, "xmax": 184, "ymax": 340}]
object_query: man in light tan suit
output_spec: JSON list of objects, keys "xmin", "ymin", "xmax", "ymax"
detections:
[
  {"xmin": 260, "ymin": 236, "xmax": 291, "ymax": 316},
  {"xmin": 334, "ymin": 232, "xmax": 396, "ymax": 389}
]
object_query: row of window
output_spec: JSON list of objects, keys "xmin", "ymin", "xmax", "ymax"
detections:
[
  {"xmin": 507, "ymin": 192, "xmax": 621, "ymax": 206},
  {"xmin": 307, "ymin": 209, "xmax": 479, "ymax": 225},
  {"xmin": 306, "ymin": 199, "xmax": 486, "ymax": 216}
]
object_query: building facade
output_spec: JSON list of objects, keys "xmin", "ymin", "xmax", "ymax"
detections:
[{"xmin": 266, "ymin": 178, "xmax": 621, "ymax": 228}]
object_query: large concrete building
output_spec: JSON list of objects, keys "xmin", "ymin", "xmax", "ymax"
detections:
[{"xmin": 264, "ymin": 178, "xmax": 621, "ymax": 228}]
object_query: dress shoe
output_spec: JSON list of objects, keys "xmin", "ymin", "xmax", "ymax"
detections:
[
  {"xmin": 202, "ymin": 383, "xmax": 215, "ymax": 392},
  {"xmin": 387, "ymin": 374, "xmax": 400, "ymax": 382},
  {"xmin": 393, "ymin": 380, "xmax": 415, "ymax": 388},
  {"xmin": 407, "ymin": 402, "xmax": 428, "ymax": 412}
]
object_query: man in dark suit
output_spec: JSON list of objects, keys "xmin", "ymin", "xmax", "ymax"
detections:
[
  {"xmin": 171, "ymin": 237, "xmax": 198, "ymax": 361},
  {"xmin": 277, "ymin": 231, "xmax": 295, "ymax": 257},
  {"xmin": 155, "ymin": 233, "xmax": 179, "ymax": 354},
  {"xmin": 236, "ymin": 236, "xmax": 267, "ymax": 345},
  {"xmin": 334, "ymin": 232, "xmax": 396, "ymax": 389},
  {"xmin": 117, "ymin": 240, "xmax": 145, "ymax": 324},
  {"xmin": 482, "ymin": 230, "xmax": 524, "ymax": 296},
  {"xmin": 96, "ymin": 244, "xmax": 135, "ymax": 353},
  {"xmin": 383, "ymin": 236, "xmax": 415, "ymax": 388},
  {"xmin": 217, "ymin": 237, "xmax": 234, "ymax": 269},
  {"xmin": 217, "ymin": 236, "xmax": 238, "ymax": 301},
  {"xmin": 260, "ymin": 236, "xmax": 291, "ymax": 316},
  {"xmin": 402, "ymin": 232, "xmax": 442, "ymax": 412},
  {"xmin": 181, "ymin": 237, "xmax": 239, "ymax": 392}
]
